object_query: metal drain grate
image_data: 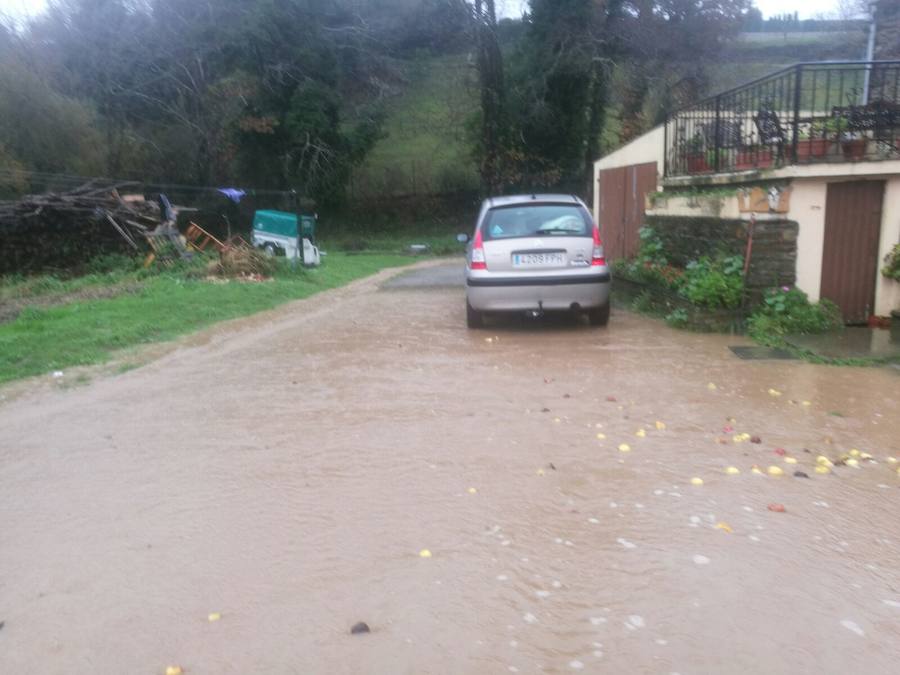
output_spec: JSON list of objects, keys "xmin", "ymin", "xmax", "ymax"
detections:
[{"xmin": 729, "ymin": 346, "xmax": 797, "ymax": 360}]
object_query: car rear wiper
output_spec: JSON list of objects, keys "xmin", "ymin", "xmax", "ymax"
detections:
[{"xmin": 535, "ymin": 227, "xmax": 580, "ymax": 235}]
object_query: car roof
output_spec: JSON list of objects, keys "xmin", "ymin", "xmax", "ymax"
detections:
[{"xmin": 486, "ymin": 194, "xmax": 583, "ymax": 208}]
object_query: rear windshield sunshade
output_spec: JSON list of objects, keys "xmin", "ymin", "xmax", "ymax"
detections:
[{"xmin": 481, "ymin": 204, "xmax": 591, "ymax": 241}]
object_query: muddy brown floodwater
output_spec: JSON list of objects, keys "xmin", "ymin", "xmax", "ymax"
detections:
[{"xmin": 1, "ymin": 261, "xmax": 899, "ymax": 675}]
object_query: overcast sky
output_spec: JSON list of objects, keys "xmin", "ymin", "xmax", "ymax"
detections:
[{"xmin": 0, "ymin": 0, "xmax": 849, "ymax": 24}]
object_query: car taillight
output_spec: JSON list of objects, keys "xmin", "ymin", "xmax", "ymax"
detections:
[
  {"xmin": 471, "ymin": 228, "xmax": 487, "ymax": 270},
  {"xmin": 591, "ymin": 223, "xmax": 606, "ymax": 266}
]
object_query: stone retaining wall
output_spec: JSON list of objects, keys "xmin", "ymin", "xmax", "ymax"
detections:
[{"xmin": 644, "ymin": 215, "xmax": 797, "ymax": 292}]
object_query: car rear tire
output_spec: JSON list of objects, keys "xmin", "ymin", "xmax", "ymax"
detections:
[
  {"xmin": 466, "ymin": 300, "xmax": 484, "ymax": 329},
  {"xmin": 587, "ymin": 302, "xmax": 610, "ymax": 327}
]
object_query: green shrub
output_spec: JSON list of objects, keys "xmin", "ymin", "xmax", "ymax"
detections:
[
  {"xmin": 665, "ymin": 308, "xmax": 689, "ymax": 327},
  {"xmin": 747, "ymin": 286, "xmax": 842, "ymax": 345},
  {"xmin": 883, "ymin": 243, "xmax": 900, "ymax": 281},
  {"xmin": 620, "ymin": 228, "xmax": 746, "ymax": 311},
  {"xmin": 678, "ymin": 255, "xmax": 744, "ymax": 309},
  {"xmin": 614, "ymin": 226, "xmax": 683, "ymax": 290},
  {"xmin": 632, "ymin": 290, "xmax": 655, "ymax": 313},
  {"xmin": 636, "ymin": 226, "xmax": 667, "ymax": 266}
]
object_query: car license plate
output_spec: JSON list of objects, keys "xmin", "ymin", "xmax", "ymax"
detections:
[{"xmin": 513, "ymin": 252, "xmax": 565, "ymax": 267}]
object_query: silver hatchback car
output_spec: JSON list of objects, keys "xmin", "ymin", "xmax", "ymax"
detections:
[{"xmin": 461, "ymin": 194, "xmax": 611, "ymax": 328}]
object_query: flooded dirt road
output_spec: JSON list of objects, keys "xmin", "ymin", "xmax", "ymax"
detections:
[{"xmin": 1, "ymin": 262, "xmax": 899, "ymax": 674}]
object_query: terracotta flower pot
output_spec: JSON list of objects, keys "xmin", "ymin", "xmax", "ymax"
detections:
[
  {"xmin": 841, "ymin": 138, "xmax": 867, "ymax": 160},
  {"xmin": 686, "ymin": 154, "xmax": 711, "ymax": 173},
  {"xmin": 734, "ymin": 148, "xmax": 774, "ymax": 170},
  {"xmin": 796, "ymin": 138, "xmax": 831, "ymax": 160}
]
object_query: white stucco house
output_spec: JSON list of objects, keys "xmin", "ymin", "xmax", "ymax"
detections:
[{"xmin": 593, "ymin": 60, "xmax": 900, "ymax": 324}]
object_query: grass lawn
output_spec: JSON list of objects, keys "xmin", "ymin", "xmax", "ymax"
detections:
[{"xmin": 0, "ymin": 252, "xmax": 412, "ymax": 384}]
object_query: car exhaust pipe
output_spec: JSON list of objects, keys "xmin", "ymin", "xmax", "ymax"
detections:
[{"xmin": 530, "ymin": 301, "xmax": 545, "ymax": 318}]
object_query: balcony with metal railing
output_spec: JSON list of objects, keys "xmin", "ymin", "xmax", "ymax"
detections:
[{"xmin": 664, "ymin": 61, "xmax": 900, "ymax": 179}]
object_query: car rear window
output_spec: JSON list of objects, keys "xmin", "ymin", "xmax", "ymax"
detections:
[{"xmin": 481, "ymin": 204, "xmax": 591, "ymax": 240}]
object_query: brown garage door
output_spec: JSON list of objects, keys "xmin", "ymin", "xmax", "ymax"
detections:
[
  {"xmin": 597, "ymin": 162, "xmax": 657, "ymax": 261},
  {"xmin": 820, "ymin": 180, "xmax": 884, "ymax": 324}
]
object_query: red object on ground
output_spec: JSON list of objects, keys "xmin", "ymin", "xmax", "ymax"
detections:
[
  {"xmin": 774, "ymin": 448, "xmax": 786, "ymax": 456},
  {"xmin": 606, "ymin": 396, "xmax": 617, "ymax": 402},
  {"xmin": 768, "ymin": 503, "xmax": 786, "ymax": 512}
]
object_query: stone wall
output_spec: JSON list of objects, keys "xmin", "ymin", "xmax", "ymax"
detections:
[{"xmin": 644, "ymin": 215, "xmax": 798, "ymax": 291}]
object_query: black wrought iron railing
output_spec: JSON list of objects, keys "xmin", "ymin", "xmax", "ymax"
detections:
[{"xmin": 664, "ymin": 61, "xmax": 900, "ymax": 178}]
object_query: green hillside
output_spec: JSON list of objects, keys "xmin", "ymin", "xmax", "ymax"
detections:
[
  {"xmin": 351, "ymin": 54, "xmax": 478, "ymax": 199},
  {"xmin": 351, "ymin": 27, "xmax": 870, "ymax": 198}
]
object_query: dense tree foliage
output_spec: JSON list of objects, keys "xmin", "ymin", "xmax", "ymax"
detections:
[
  {"xmin": 475, "ymin": 0, "xmax": 750, "ymax": 195},
  {"xmin": 1, "ymin": 0, "xmax": 468, "ymax": 204},
  {"xmin": 1, "ymin": 0, "xmax": 754, "ymax": 203}
]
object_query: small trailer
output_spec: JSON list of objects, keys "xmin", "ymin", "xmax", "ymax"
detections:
[{"xmin": 251, "ymin": 210, "xmax": 321, "ymax": 266}]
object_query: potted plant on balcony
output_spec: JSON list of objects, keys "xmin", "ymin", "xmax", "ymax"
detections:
[
  {"xmin": 685, "ymin": 135, "xmax": 712, "ymax": 173},
  {"xmin": 734, "ymin": 146, "xmax": 775, "ymax": 170},
  {"xmin": 796, "ymin": 121, "xmax": 832, "ymax": 161},
  {"xmin": 824, "ymin": 116, "xmax": 867, "ymax": 160}
]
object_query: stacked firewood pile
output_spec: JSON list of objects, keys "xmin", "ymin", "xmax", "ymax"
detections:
[{"xmin": 0, "ymin": 182, "xmax": 169, "ymax": 274}]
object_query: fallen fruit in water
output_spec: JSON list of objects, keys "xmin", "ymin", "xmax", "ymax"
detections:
[
  {"xmin": 690, "ymin": 477, "xmax": 704, "ymax": 486},
  {"xmin": 655, "ymin": 420, "xmax": 666, "ymax": 430},
  {"xmin": 774, "ymin": 448, "xmax": 786, "ymax": 456},
  {"xmin": 768, "ymin": 503, "xmax": 786, "ymax": 512},
  {"xmin": 715, "ymin": 522, "xmax": 733, "ymax": 533},
  {"xmin": 887, "ymin": 457, "xmax": 898, "ymax": 464},
  {"xmin": 816, "ymin": 455, "xmax": 833, "ymax": 467},
  {"xmin": 768, "ymin": 388, "xmax": 782, "ymax": 397},
  {"xmin": 751, "ymin": 465, "xmax": 764, "ymax": 475},
  {"xmin": 467, "ymin": 487, "xmax": 477, "ymax": 494},
  {"xmin": 815, "ymin": 465, "xmax": 831, "ymax": 474},
  {"xmin": 725, "ymin": 466, "xmax": 740, "ymax": 475},
  {"xmin": 767, "ymin": 466, "xmax": 784, "ymax": 476},
  {"xmin": 849, "ymin": 449, "xmax": 861, "ymax": 457},
  {"xmin": 846, "ymin": 458, "xmax": 860, "ymax": 468},
  {"xmin": 750, "ymin": 436, "xmax": 762, "ymax": 444},
  {"xmin": 165, "ymin": 667, "xmax": 183, "ymax": 675},
  {"xmin": 207, "ymin": 612, "xmax": 221, "ymax": 622},
  {"xmin": 419, "ymin": 549, "xmax": 432, "ymax": 558},
  {"xmin": 707, "ymin": 382, "xmax": 717, "ymax": 390},
  {"xmin": 784, "ymin": 457, "xmax": 798, "ymax": 465},
  {"xmin": 635, "ymin": 429, "xmax": 646, "ymax": 438},
  {"xmin": 596, "ymin": 433, "xmax": 606, "ymax": 440},
  {"xmin": 618, "ymin": 443, "xmax": 631, "ymax": 453},
  {"xmin": 351, "ymin": 621, "xmax": 371, "ymax": 635}
]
